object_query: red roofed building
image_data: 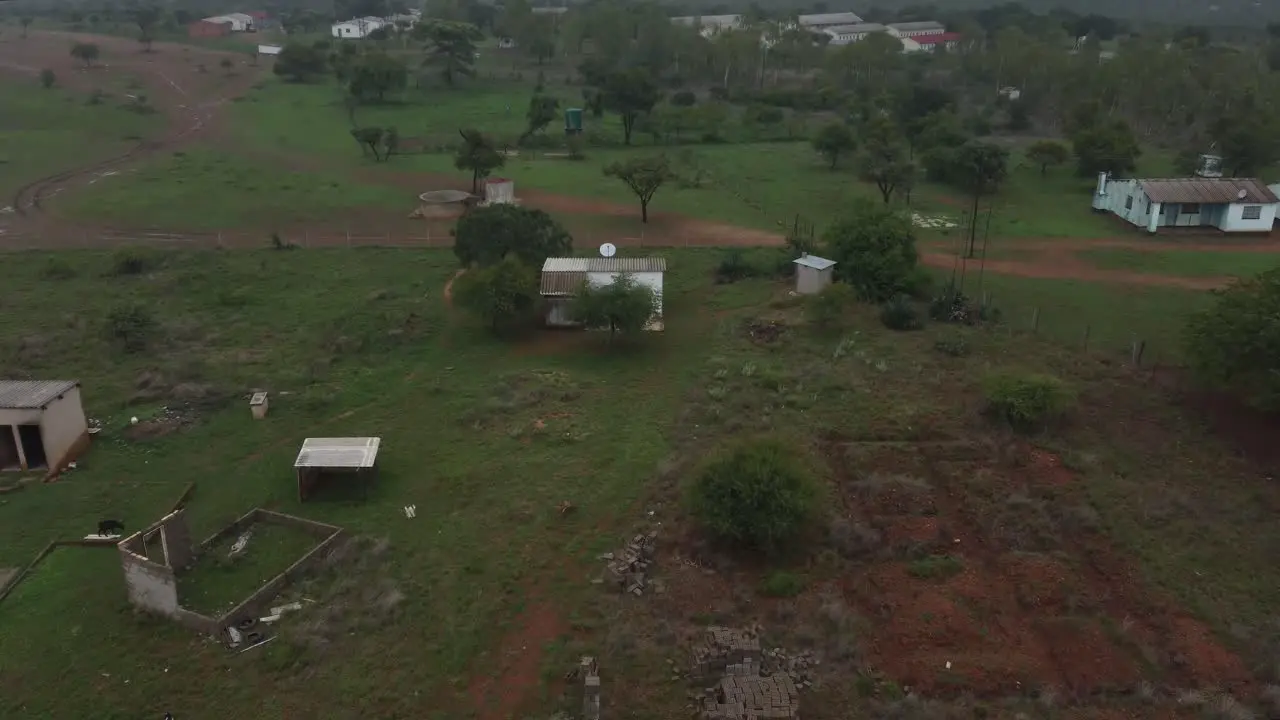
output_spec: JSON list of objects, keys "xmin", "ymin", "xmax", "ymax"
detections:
[{"xmin": 912, "ymin": 32, "xmax": 962, "ymax": 52}]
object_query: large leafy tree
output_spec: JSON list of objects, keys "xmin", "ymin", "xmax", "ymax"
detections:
[
  {"xmin": 274, "ymin": 43, "xmax": 328, "ymax": 83},
  {"xmin": 857, "ymin": 115, "xmax": 916, "ymax": 205},
  {"xmin": 1213, "ymin": 113, "xmax": 1280, "ymax": 178},
  {"xmin": 812, "ymin": 121, "xmax": 855, "ymax": 170},
  {"xmin": 822, "ymin": 200, "xmax": 918, "ymax": 303},
  {"xmin": 453, "ymin": 205, "xmax": 572, "ymax": 268},
  {"xmin": 348, "ymin": 53, "xmax": 408, "ymax": 103},
  {"xmin": 134, "ymin": 6, "xmax": 161, "ymax": 52},
  {"xmin": 602, "ymin": 68, "xmax": 660, "ymax": 146},
  {"xmin": 1072, "ymin": 119, "xmax": 1141, "ymax": 177},
  {"xmin": 454, "ymin": 129, "xmax": 504, "ymax": 193},
  {"xmin": 1186, "ymin": 268, "xmax": 1280, "ymax": 410},
  {"xmin": 572, "ymin": 273, "xmax": 658, "ymax": 344},
  {"xmin": 1026, "ymin": 140, "xmax": 1069, "ymax": 176},
  {"xmin": 603, "ymin": 155, "xmax": 674, "ymax": 223},
  {"xmin": 70, "ymin": 42, "xmax": 100, "ymax": 67},
  {"xmin": 416, "ymin": 20, "xmax": 483, "ymax": 86},
  {"xmin": 453, "ymin": 255, "xmax": 540, "ymax": 333},
  {"xmin": 522, "ymin": 93, "xmax": 559, "ymax": 141}
]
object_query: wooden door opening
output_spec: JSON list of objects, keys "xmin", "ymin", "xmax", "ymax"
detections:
[
  {"xmin": 17, "ymin": 425, "xmax": 46, "ymax": 469},
  {"xmin": 0, "ymin": 427, "xmax": 18, "ymax": 471}
]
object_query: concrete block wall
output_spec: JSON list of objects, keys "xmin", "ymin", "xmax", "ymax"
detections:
[
  {"xmin": 160, "ymin": 511, "xmax": 195, "ymax": 569},
  {"xmin": 118, "ymin": 545, "xmax": 180, "ymax": 616}
]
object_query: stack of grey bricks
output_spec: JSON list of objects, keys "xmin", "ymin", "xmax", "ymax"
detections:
[
  {"xmin": 605, "ymin": 530, "xmax": 657, "ymax": 595},
  {"xmin": 581, "ymin": 656, "xmax": 600, "ymax": 720},
  {"xmin": 694, "ymin": 627, "xmax": 799, "ymax": 720}
]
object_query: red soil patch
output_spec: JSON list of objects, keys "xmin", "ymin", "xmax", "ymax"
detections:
[
  {"xmin": 468, "ymin": 600, "xmax": 567, "ymax": 720},
  {"xmin": 882, "ymin": 515, "xmax": 941, "ymax": 546},
  {"xmin": 999, "ymin": 552, "xmax": 1074, "ymax": 611},
  {"xmin": 1037, "ymin": 618, "xmax": 1141, "ymax": 691},
  {"xmin": 1024, "ymin": 448, "xmax": 1074, "ymax": 487},
  {"xmin": 919, "ymin": 251, "xmax": 1232, "ymax": 289},
  {"xmin": 442, "ymin": 269, "xmax": 464, "ymax": 308},
  {"xmin": 1166, "ymin": 615, "xmax": 1252, "ymax": 688}
]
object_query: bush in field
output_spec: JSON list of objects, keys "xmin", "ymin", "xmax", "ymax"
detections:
[
  {"xmin": 983, "ymin": 372, "xmax": 1074, "ymax": 431},
  {"xmin": 806, "ymin": 282, "xmax": 855, "ymax": 331},
  {"xmin": 104, "ymin": 303, "xmax": 156, "ymax": 353},
  {"xmin": 688, "ymin": 439, "xmax": 818, "ymax": 554},
  {"xmin": 1185, "ymin": 268, "xmax": 1280, "ymax": 409},
  {"xmin": 879, "ymin": 295, "xmax": 922, "ymax": 331},
  {"xmin": 822, "ymin": 200, "xmax": 918, "ymax": 303},
  {"xmin": 110, "ymin": 248, "xmax": 155, "ymax": 276}
]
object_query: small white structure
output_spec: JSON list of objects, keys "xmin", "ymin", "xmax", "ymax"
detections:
[
  {"xmin": 540, "ymin": 257, "xmax": 667, "ymax": 330},
  {"xmin": 249, "ymin": 392, "xmax": 269, "ymax": 420},
  {"xmin": 483, "ymin": 177, "xmax": 516, "ymax": 205},
  {"xmin": 793, "ymin": 254, "xmax": 837, "ymax": 295},
  {"xmin": 294, "ymin": 437, "xmax": 381, "ymax": 501},
  {"xmin": 887, "ymin": 21, "xmax": 946, "ymax": 37},
  {"xmin": 497, "ymin": 37, "xmax": 517, "ymax": 48},
  {"xmin": 998, "ymin": 86, "xmax": 1022, "ymax": 101},
  {"xmin": 257, "ymin": 44, "xmax": 283, "ymax": 56},
  {"xmin": 331, "ymin": 17, "xmax": 387, "ymax": 39},
  {"xmin": 670, "ymin": 14, "xmax": 744, "ymax": 37},
  {"xmin": 205, "ymin": 13, "xmax": 254, "ymax": 32},
  {"xmin": 1092, "ymin": 174, "xmax": 1280, "ymax": 234},
  {"xmin": 0, "ymin": 380, "xmax": 89, "ymax": 473}
]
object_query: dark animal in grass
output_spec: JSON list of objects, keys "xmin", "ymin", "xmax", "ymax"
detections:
[{"xmin": 97, "ymin": 519, "xmax": 124, "ymax": 536}]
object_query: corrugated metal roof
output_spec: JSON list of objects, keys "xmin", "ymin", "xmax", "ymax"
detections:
[
  {"xmin": 914, "ymin": 32, "xmax": 962, "ymax": 44},
  {"xmin": 825, "ymin": 23, "xmax": 888, "ymax": 34},
  {"xmin": 0, "ymin": 380, "xmax": 78, "ymax": 410},
  {"xmin": 541, "ymin": 257, "xmax": 667, "ymax": 273},
  {"xmin": 888, "ymin": 21, "xmax": 945, "ymax": 31},
  {"xmin": 799, "ymin": 12, "xmax": 864, "ymax": 25},
  {"xmin": 1139, "ymin": 178, "xmax": 1279, "ymax": 204},
  {"xmin": 294, "ymin": 437, "xmax": 380, "ymax": 469},
  {"xmin": 794, "ymin": 255, "xmax": 837, "ymax": 270},
  {"xmin": 541, "ymin": 271, "xmax": 586, "ymax": 296}
]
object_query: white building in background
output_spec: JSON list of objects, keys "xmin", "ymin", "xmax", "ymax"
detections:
[
  {"xmin": 671, "ymin": 14, "xmax": 744, "ymax": 37},
  {"xmin": 204, "ymin": 12, "xmax": 254, "ymax": 32},
  {"xmin": 331, "ymin": 16, "xmax": 388, "ymax": 39},
  {"xmin": 798, "ymin": 12, "xmax": 864, "ymax": 29},
  {"xmin": 540, "ymin": 257, "xmax": 667, "ymax": 330},
  {"xmin": 822, "ymin": 22, "xmax": 888, "ymax": 45},
  {"xmin": 887, "ymin": 21, "xmax": 946, "ymax": 37}
]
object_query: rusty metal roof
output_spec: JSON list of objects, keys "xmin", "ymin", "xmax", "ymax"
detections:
[
  {"xmin": 1139, "ymin": 178, "xmax": 1279, "ymax": 204},
  {"xmin": 541, "ymin": 257, "xmax": 667, "ymax": 273},
  {"xmin": 294, "ymin": 437, "xmax": 380, "ymax": 469},
  {"xmin": 0, "ymin": 380, "xmax": 79, "ymax": 410},
  {"xmin": 540, "ymin": 271, "xmax": 586, "ymax": 296}
]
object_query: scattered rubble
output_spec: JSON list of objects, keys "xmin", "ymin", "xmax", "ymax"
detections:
[
  {"xmin": 912, "ymin": 212, "xmax": 959, "ymax": 230},
  {"xmin": 227, "ymin": 530, "xmax": 252, "ymax": 559},
  {"xmin": 599, "ymin": 530, "xmax": 657, "ymax": 596},
  {"xmin": 702, "ymin": 675, "xmax": 799, "ymax": 720},
  {"xmin": 581, "ymin": 656, "xmax": 601, "ymax": 720},
  {"xmin": 743, "ymin": 319, "xmax": 787, "ymax": 344}
]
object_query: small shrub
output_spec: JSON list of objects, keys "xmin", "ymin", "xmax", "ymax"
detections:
[
  {"xmin": 929, "ymin": 284, "xmax": 998, "ymax": 325},
  {"xmin": 671, "ymin": 90, "xmax": 697, "ymax": 106},
  {"xmin": 806, "ymin": 283, "xmax": 855, "ymax": 331},
  {"xmin": 39, "ymin": 68, "xmax": 56, "ymax": 89},
  {"xmin": 879, "ymin": 295, "xmax": 922, "ymax": 331},
  {"xmin": 983, "ymin": 371, "xmax": 1074, "ymax": 431},
  {"xmin": 110, "ymin": 248, "xmax": 155, "ymax": 276},
  {"xmin": 907, "ymin": 555, "xmax": 963, "ymax": 579},
  {"xmin": 933, "ymin": 334, "xmax": 970, "ymax": 357},
  {"xmin": 104, "ymin": 304, "xmax": 156, "ymax": 352},
  {"xmin": 39, "ymin": 259, "xmax": 76, "ymax": 280},
  {"xmin": 760, "ymin": 570, "xmax": 806, "ymax": 597},
  {"xmin": 715, "ymin": 249, "xmax": 752, "ymax": 283},
  {"xmin": 687, "ymin": 439, "xmax": 818, "ymax": 554},
  {"xmin": 828, "ymin": 517, "xmax": 882, "ymax": 558}
]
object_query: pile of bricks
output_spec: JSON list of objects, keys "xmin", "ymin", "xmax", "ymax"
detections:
[
  {"xmin": 600, "ymin": 530, "xmax": 657, "ymax": 595},
  {"xmin": 692, "ymin": 627, "xmax": 801, "ymax": 720},
  {"xmin": 762, "ymin": 647, "xmax": 817, "ymax": 689},
  {"xmin": 702, "ymin": 675, "xmax": 799, "ymax": 720},
  {"xmin": 693, "ymin": 626, "xmax": 762, "ymax": 680},
  {"xmin": 581, "ymin": 656, "xmax": 600, "ymax": 720}
]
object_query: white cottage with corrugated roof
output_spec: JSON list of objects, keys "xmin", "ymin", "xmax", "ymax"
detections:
[
  {"xmin": 1092, "ymin": 174, "xmax": 1279, "ymax": 234},
  {"xmin": 0, "ymin": 380, "xmax": 89, "ymax": 473},
  {"xmin": 540, "ymin": 257, "xmax": 667, "ymax": 330}
]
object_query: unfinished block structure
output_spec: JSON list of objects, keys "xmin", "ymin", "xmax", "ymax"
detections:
[{"xmin": 117, "ymin": 508, "xmax": 342, "ymax": 634}]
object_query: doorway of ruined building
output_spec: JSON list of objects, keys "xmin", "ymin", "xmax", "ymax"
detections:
[{"xmin": 17, "ymin": 425, "xmax": 46, "ymax": 470}]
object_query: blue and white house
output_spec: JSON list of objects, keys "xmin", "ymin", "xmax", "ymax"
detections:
[{"xmin": 1092, "ymin": 173, "xmax": 1279, "ymax": 234}]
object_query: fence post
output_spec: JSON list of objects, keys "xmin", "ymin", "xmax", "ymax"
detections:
[
  {"xmin": 1131, "ymin": 339, "xmax": 1146, "ymax": 366},
  {"xmin": 217, "ymin": 231, "xmax": 223, "ymax": 248},
  {"xmin": 1030, "ymin": 307, "xmax": 1040, "ymax": 333},
  {"xmin": 1082, "ymin": 325, "xmax": 1091, "ymax": 351},
  {"xmin": 304, "ymin": 230, "xmax": 309, "ymax": 249},
  {"xmin": 346, "ymin": 228, "xmax": 351, "ymax": 247}
]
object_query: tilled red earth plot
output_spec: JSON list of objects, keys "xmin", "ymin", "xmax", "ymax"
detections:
[{"xmin": 830, "ymin": 439, "xmax": 1252, "ymax": 698}]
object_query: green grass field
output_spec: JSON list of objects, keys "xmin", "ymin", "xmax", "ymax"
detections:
[
  {"xmin": 1080, "ymin": 247, "xmax": 1280, "ymax": 278},
  {"xmin": 0, "ymin": 246, "xmax": 1277, "ymax": 719},
  {"xmin": 0, "ymin": 78, "xmax": 162, "ymax": 200}
]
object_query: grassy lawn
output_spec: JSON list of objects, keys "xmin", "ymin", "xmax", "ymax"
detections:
[
  {"xmin": 60, "ymin": 147, "xmax": 411, "ymax": 230},
  {"xmin": 0, "ymin": 78, "xmax": 162, "ymax": 200},
  {"xmin": 1080, "ymin": 247, "xmax": 1280, "ymax": 278},
  {"xmin": 0, "ymin": 246, "xmax": 1276, "ymax": 718}
]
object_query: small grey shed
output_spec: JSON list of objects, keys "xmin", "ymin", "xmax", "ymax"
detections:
[{"xmin": 792, "ymin": 254, "xmax": 837, "ymax": 295}]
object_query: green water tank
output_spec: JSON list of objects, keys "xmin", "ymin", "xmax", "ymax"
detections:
[{"xmin": 565, "ymin": 107, "xmax": 584, "ymax": 133}]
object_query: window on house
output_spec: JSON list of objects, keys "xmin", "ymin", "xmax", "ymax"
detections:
[
  {"xmin": 1243, "ymin": 205, "xmax": 1263, "ymax": 220},
  {"xmin": 1124, "ymin": 197, "xmax": 1133, "ymax": 210},
  {"xmin": 1180, "ymin": 203, "xmax": 1201, "ymax": 215}
]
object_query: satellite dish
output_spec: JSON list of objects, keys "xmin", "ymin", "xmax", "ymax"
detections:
[
  {"xmin": 599, "ymin": 242, "xmax": 617, "ymax": 258},
  {"xmin": 1239, "ymin": 189, "xmax": 1248, "ymax": 200}
]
